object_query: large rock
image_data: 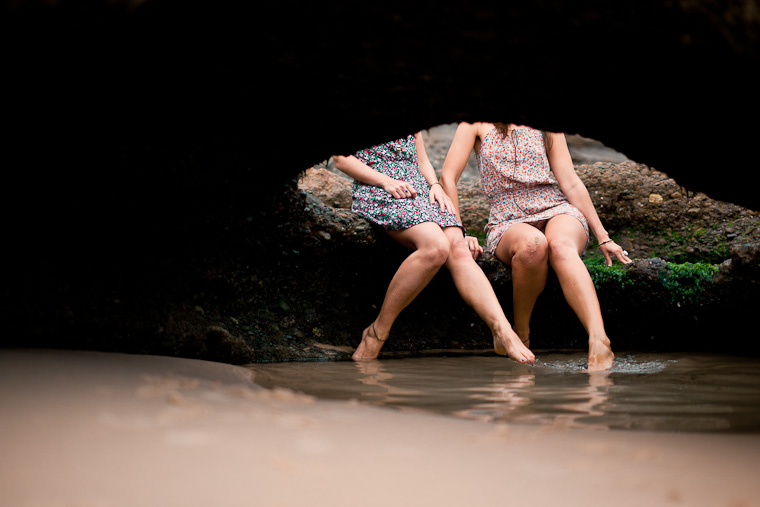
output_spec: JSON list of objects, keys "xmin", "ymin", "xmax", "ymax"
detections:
[{"xmin": 294, "ymin": 165, "xmax": 760, "ymax": 357}]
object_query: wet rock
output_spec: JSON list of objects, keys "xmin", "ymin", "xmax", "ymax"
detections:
[
  {"xmin": 205, "ymin": 326, "xmax": 255, "ymax": 364},
  {"xmin": 717, "ymin": 244, "xmax": 760, "ymax": 281}
]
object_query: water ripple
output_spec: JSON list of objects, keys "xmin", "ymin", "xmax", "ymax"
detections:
[{"xmin": 247, "ymin": 352, "xmax": 760, "ymax": 433}]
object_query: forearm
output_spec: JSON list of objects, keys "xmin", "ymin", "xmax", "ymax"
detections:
[
  {"xmin": 331, "ymin": 155, "xmax": 391, "ymax": 188},
  {"xmin": 440, "ymin": 123, "xmax": 477, "ymax": 222},
  {"xmin": 417, "ymin": 159, "xmax": 439, "ymax": 187},
  {"xmin": 548, "ymin": 131, "xmax": 611, "ymax": 242},
  {"xmin": 440, "ymin": 175, "xmax": 463, "ymax": 223},
  {"xmin": 564, "ymin": 184, "xmax": 609, "ymax": 241}
]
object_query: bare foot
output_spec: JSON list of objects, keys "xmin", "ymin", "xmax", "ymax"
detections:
[
  {"xmin": 587, "ymin": 336, "xmax": 614, "ymax": 372},
  {"xmin": 494, "ymin": 330, "xmax": 535, "ymax": 365},
  {"xmin": 351, "ymin": 323, "xmax": 386, "ymax": 361}
]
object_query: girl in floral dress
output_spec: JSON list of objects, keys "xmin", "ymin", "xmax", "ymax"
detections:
[
  {"xmin": 441, "ymin": 123, "xmax": 631, "ymax": 372},
  {"xmin": 332, "ymin": 132, "xmax": 534, "ymax": 364}
]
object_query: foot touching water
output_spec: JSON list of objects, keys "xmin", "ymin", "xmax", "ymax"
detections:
[
  {"xmin": 587, "ymin": 335, "xmax": 614, "ymax": 372},
  {"xmin": 494, "ymin": 329, "xmax": 535, "ymax": 365},
  {"xmin": 352, "ymin": 323, "xmax": 387, "ymax": 361}
]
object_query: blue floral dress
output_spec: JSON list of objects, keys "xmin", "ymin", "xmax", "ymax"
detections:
[{"xmin": 351, "ymin": 134, "xmax": 463, "ymax": 231}]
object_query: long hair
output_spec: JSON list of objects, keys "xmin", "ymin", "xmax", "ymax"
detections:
[{"xmin": 494, "ymin": 123, "xmax": 553, "ymax": 152}]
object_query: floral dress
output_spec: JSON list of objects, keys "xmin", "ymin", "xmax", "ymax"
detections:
[
  {"xmin": 351, "ymin": 134, "xmax": 462, "ymax": 231},
  {"xmin": 476, "ymin": 126, "xmax": 589, "ymax": 254}
]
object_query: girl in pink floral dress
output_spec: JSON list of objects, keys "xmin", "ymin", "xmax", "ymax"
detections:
[
  {"xmin": 441, "ymin": 123, "xmax": 631, "ymax": 372},
  {"xmin": 332, "ymin": 132, "xmax": 534, "ymax": 364}
]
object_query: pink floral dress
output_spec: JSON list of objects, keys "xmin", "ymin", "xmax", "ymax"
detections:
[
  {"xmin": 476, "ymin": 126, "xmax": 589, "ymax": 254},
  {"xmin": 351, "ymin": 134, "xmax": 462, "ymax": 231}
]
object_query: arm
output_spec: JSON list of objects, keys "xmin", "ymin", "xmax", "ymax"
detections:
[
  {"xmin": 547, "ymin": 132, "xmax": 631, "ymax": 266},
  {"xmin": 441, "ymin": 122, "xmax": 483, "ymax": 258},
  {"xmin": 415, "ymin": 132, "xmax": 438, "ymax": 187},
  {"xmin": 331, "ymin": 153, "xmax": 418, "ymax": 200},
  {"xmin": 415, "ymin": 132, "xmax": 456, "ymax": 214}
]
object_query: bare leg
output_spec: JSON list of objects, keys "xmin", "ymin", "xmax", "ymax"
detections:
[
  {"xmin": 493, "ymin": 223, "xmax": 550, "ymax": 348},
  {"xmin": 442, "ymin": 228, "xmax": 534, "ymax": 364},
  {"xmin": 352, "ymin": 222, "xmax": 450, "ymax": 360},
  {"xmin": 544, "ymin": 215, "xmax": 614, "ymax": 372}
]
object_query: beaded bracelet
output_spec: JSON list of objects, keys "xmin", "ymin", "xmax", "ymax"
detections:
[{"xmin": 429, "ymin": 182, "xmax": 442, "ymax": 189}]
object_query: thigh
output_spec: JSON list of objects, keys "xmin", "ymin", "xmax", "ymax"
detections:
[
  {"xmin": 442, "ymin": 226, "xmax": 467, "ymax": 245},
  {"xmin": 386, "ymin": 221, "xmax": 449, "ymax": 251},
  {"xmin": 544, "ymin": 214, "xmax": 588, "ymax": 254},
  {"xmin": 494, "ymin": 223, "xmax": 547, "ymax": 266}
]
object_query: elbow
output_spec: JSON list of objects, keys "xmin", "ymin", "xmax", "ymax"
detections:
[
  {"xmin": 559, "ymin": 175, "xmax": 585, "ymax": 196},
  {"xmin": 440, "ymin": 171, "xmax": 459, "ymax": 188},
  {"xmin": 561, "ymin": 181, "xmax": 579, "ymax": 197},
  {"xmin": 331, "ymin": 155, "xmax": 348, "ymax": 171}
]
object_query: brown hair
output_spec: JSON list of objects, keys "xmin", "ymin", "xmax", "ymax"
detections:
[{"xmin": 493, "ymin": 123, "xmax": 553, "ymax": 152}]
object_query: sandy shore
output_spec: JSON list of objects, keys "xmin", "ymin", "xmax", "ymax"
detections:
[{"xmin": 2, "ymin": 349, "xmax": 759, "ymax": 507}]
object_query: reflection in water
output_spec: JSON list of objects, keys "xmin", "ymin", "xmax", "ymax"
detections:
[
  {"xmin": 452, "ymin": 371, "xmax": 535, "ymax": 422},
  {"xmin": 353, "ymin": 360, "xmax": 425, "ymax": 407},
  {"xmin": 550, "ymin": 372, "xmax": 613, "ymax": 430},
  {"xmin": 247, "ymin": 352, "xmax": 760, "ymax": 433},
  {"xmin": 452, "ymin": 370, "xmax": 613, "ymax": 430}
]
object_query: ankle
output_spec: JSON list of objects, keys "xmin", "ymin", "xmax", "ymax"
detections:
[
  {"xmin": 370, "ymin": 320, "xmax": 391, "ymax": 342},
  {"xmin": 491, "ymin": 319, "xmax": 515, "ymax": 338},
  {"xmin": 588, "ymin": 331, "xmax": 610, "ymax": 346},
  {"xmin": 513, "ymin": 323, "xmax": 530, "ymax": 339}
]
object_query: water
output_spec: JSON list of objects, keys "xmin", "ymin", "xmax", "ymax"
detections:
[{"xmin": 247, "ymin": 352, "xmax": 760, "ymax": 433}]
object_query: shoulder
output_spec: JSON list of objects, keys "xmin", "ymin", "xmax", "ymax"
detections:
[
  {"xmin": 457, "ymin": 122, "xmax": 495, "ymax": 138},
  {"xmin": 545, "ymin": 131, "xmax": 568, "ymax": 149}
]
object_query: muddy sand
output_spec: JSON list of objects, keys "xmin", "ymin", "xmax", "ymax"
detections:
[{"xmin": 1, "ymin": 349, "xmax": 759, "ymax": 507}]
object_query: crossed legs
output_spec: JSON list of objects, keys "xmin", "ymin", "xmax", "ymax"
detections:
[
  {"xmin": 352, "ymin": 222, "xmax": 534, "ymax": 365},
  {"xmin": 494, "ymin": 215, "xmax": 614, "ymax": 371},
  {"xmin": 352, "ymin": 222, "xmax": 449, "ymax": 360},
  {"xmin": 441, "ymin": 227, "xmax": 533, "ymax": 364}
]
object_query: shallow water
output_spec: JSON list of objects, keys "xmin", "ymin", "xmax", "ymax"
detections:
[{"xmin": 247, "ymin": 352, "xmax": 760, "ymax": 433}]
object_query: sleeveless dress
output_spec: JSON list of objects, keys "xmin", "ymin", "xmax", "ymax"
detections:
[
  {"xmin": 351, "ymin": 134, "xmax": 463, "ymax": 231},
  {"xmin": 476, "ymin": 126, "xmax": 589, "ymax": 254}
]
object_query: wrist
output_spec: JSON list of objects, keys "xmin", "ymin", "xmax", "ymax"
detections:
[
  {"xmin": 595, "ymin": 231, "xmax": 610, "ymax": 243},
  {"xmin": 598, "ymin": 238, "xmax": 614, "ymax": 248},
  {"xmin": 429, "ymin": 181, "xmax": 442, "ymax": 189},
  {"xmin": 381, "ymin": 175, "xmax": 396, "ymax": 188}
]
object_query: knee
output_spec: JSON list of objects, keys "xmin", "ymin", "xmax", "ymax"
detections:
[
  {"xmin": 419, "ymin": 238, "xmax": 450, "ymax": 267},
  {"xmin": 446, "ymin": 236, "xmax": 473, "ymax": 266},
  {"xmin": 514, "ymin": 234, "xmax": 548, "ymax": 268},
  {"xmin": 548, "ymin": 237, "xmax": 580, "ymax": 262}
]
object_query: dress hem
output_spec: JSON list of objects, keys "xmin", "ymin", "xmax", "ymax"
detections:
[{"xmin": 486, "ymin": 212, "xmax": 589, "ymax": 255}]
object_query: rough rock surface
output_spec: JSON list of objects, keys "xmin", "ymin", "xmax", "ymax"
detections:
[
  {"xmin": 310, "ymin": 125, "xmax": 760, "ymax": 264},
  {"xmin": 292, "ymin": 146, "xmax": 759, "ymax": 360}
]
